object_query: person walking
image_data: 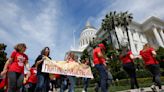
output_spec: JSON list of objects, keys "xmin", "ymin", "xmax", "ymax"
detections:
[
  {"xmin": 81, "ymin": 58, "xmax": 90, "ymax": 92},
  {"xmin": 34, "ymin": 47, "xmax": 51, "ymax": 92},
  {"xmin": 138, "ymin": 43, "xmax": 163, "ymax": 92},
  {"xmin": 24, "ymin": 64, "xmax": 37, "ymax": 92},
  {"xmin": 93, "ymin": 43, "xmax": 108, "ymax": 92},
  {"xmin": 1, "ymin": 43, "xmax": 30, "ymax": 92},
  {"xmin": 66, "ymin": 52, "xmax": 76, "ymax": 92},
  {"xmin": 119, "ymin": 46, "xmax": 139, "ymax": 89}
]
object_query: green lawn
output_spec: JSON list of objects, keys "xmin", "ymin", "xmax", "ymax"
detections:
[{"xmin": 75, "ymin": 77, "xmax": 164, "ymax": 92}]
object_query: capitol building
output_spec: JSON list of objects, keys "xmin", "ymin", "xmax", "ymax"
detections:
[{"xmin": 66, "ymin": 16, "xmax": 164, "ymax": 62}]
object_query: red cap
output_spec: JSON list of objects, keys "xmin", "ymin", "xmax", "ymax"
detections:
[{"xmin": 98, "ymin": 43, "xmax": 106, "ymax": 50}]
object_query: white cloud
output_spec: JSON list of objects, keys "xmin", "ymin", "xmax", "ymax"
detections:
[
  {"xmin": 89, "ymin": 0, "xmax": 164, "ymax": 29},
  {"xmin": 0, "ymin": 0, "xmax": 66, "ymax": 65}
]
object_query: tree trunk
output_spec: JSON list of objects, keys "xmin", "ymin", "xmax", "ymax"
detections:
[
  {"xmin": 108, "ymin": 31, "xmax": 113, "ymax": 45},
  {"xmin": 114, "ymin": 27, "xmax": 121, "ymax": 49},
  {"xmin": 125, "ymin": 27, "xmax": 131, "ymax": 50}
]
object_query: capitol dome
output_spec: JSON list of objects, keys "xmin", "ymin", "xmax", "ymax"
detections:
[{"xmin": 79, "ymin": 21, "xmax": 97, "ymax": 50}]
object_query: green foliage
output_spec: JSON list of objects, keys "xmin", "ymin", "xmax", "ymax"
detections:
[
  {"xmin": 112, "ymin": 70, "xmax": 128, "ymax": 80},
  {"xmin": 101, "ymin": 11, "xmax": 133, "ymax": 50},
  {"xmin": 80, "ymin": 49, "xmax": 89, "ymax": 61},
  {"xmin": 136, "ymin": 69, "xmax": 151, "ymax": 78},
  {"xmin": 156, "ymin": 47, "xmax": 164, "ymax": 68},
  {"xmin": 0, "ymin": 43, "xmax": 7, "ymax": 72}
]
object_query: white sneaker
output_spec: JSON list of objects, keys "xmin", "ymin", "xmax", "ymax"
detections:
[
  {"xmin": 151, "ymin": 85, "xmax": 157, "ymax": 92},
  {"xmin": 82, "ymin": 90, "xmax": 86, "ymax": 92}
]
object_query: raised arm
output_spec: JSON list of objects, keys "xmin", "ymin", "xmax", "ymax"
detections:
[{"xmin": 1, "ymin": 58, "xmax": 13, "ymax": 76}]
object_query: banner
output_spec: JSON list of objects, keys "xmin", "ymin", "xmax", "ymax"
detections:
[{"xmin": 41, "ymin": 58, "xmax": 94, "ymax": 78}]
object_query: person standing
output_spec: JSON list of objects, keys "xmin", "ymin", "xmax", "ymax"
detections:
[
  {"xmin": 1, "ymin": 43, "xmax": 30, "ymax": 92},
  {"xmin": 119, "ymin": 46, "xmax": 139, "ymax": 89},
  {"xmin": 24, "ymin": 64, "xmax": 37, "ymax": 92},
  {"xmin": 34, "ymin": 47, "xmax": 51, "ymax": 92},
  {"xmin": 93, "ymin": 43, "xmax": 108, "ymax": 92},
  {"xmin": 66, "ymin": 52, "xmax": 76, "ymax": 92},
  {"xmin": 81, "ymin": 58, "xmax": 90, "ymax": 92},
  {"xmin": 138, "ymin": 43, "xmax": 162, "ymax": 91}
]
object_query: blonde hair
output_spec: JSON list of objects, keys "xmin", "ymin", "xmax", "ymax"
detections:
[{"xmin": 14, "ymin": 43, "xmax": 26, "ymax": 52}]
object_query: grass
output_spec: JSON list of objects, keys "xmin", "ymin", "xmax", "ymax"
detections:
[{"xmin": 75, "ymin": 77, "xmax": 164, "ymax": 92}]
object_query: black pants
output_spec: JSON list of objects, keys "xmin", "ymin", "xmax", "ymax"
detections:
[
  {"xmin": 146, "ymin": 64, "xmax": 161, "ymax": 89},
  {"xmin": 123, "ymin": 62, "xmax": 139, "ymax": 89},
  {"xmin": 7, "ymin": 72, "xmax": 24, "ymax": 92}
]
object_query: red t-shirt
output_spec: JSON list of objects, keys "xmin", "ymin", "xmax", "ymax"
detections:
[
  {"xmin": 27, "ymin": 68, "xmax": 37, "ymax": 83},
  {"xmin": 8, "ymin": 51, "xmax": 28, "ymax": 73},
  {"xmin": 140, "ymin": 48, "xmax": 158, "ymax": 65},
  {"xmin": 54, "ymin": 74, "xmax": 61, "ymax": 79},
  {"xmin": 0, "ymin": 78, "xmax": 6, "ymax": 89},
  {"xmin": 120, "ymin": 51, "xmax": 133, "ymax": 64},
  {"xmin": 93, "ymin": 47, "xmax": 106, "ymax": 65}
]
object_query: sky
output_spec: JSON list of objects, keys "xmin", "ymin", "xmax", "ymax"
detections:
[{"xmin": 0, "ymin": 0, "xmax": 164, "ymax": 66}]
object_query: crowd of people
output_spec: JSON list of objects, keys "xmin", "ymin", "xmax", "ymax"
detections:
[{"xmin": 0, "ymin": 42, "xmax": 163, "ymax": 92}]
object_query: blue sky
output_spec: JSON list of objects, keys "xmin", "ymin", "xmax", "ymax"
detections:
[{"xmin": 0, "ymin": 0, "xmax": 164, "ymax": 66}]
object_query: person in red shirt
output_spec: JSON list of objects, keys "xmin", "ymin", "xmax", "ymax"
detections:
[
  {"xmin": 24, "ymin": 64, "xmax": 37, "ymax": 92},
  {"xmin": 119, "ymin": 46, "xmax": 139, "ymax": 89},
  {"xmin": 1, "ymin": 43, "xmax": 30, "ymax": 92},
  {"xmin": 93, "ymin": 43, "xmax": 108, "ymax": 92},
  {"xmin": 138, "ymin": 43, "xmax": 162, "ymax": 91}
]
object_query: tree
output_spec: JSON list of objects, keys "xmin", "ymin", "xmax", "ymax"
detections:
[
  {"xmin": 101, "ymin": 11, "xmax": 133, "ymax": 50},
  {"xmin": 156, "ymin": 47, "xmax": 164, "ymax": 68},
  {"xmin": 102, "ymin": 11, "xmax": 121, "ymax": 48},
  {"xmin": 0, "ymin": 43, "xmax": 7, "ymax": 72},
  {"xmin": 118, "ymin": 11, "xmax": 133, "ymax": 50}
]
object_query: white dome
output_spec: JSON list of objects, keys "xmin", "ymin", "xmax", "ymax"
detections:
[{"xmin": 79, "ymin": 21, "xmax": 97, "ymax": 50}]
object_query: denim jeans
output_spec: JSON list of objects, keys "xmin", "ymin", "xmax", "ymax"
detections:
[
  {"xmin": 68, "ymin": 76, "xmax": 76, "ymax": 92},
  {"xmin": 35, "ymin": 74, "xmax": 50, "ymax": 92},
  {"xmin": 146, "ymin": 64, "xmax": 161, "ymax": 89},
  {"xmin": 95, "ymin": 64, "xmax": 108, "ymax": 92},
  {"xmin": 60, "ymin": 77, "xmax": 68, "ymax": 92},
  {"xmin": 7, "ymin": 72, "xmax": 24, "ymax": 92},
  {"xmin": 82, "ymin": 78, "xmax": 90, "ymax": 92}
]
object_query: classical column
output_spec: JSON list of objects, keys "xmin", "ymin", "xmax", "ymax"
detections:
[
  {"xmin": 159, "ymin": 28, "xmax": 164, "ymax": 43},
  {"xmin": 128, "ymin": 30, "xmax": 137, "ymax": 54},
  {"xmin": 153, "ymin": 27, "xmax": 164, "ymax": 47}
]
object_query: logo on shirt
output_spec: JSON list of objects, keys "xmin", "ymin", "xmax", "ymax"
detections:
[{"xmin": 17, "ymin": 55, "xmax": 25, "ymax": 66}]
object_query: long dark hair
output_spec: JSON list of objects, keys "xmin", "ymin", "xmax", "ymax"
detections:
[{"xmin": 41, "ymin": 47, "xmax": 50, "ymax": 56}]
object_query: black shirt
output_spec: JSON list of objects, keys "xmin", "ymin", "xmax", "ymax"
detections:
[{"xmin": 35, "ymin": 55, "xmax": 51, "ymax": 75}]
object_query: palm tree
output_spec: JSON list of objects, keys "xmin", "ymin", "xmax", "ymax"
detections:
[
  {"xmin": 102, "ymin": 11, "xmax": 121, "ymax": 48},
  {"xmin": 101, "ymin": 11, "xmax": 133, "ymax": 50},
  {"xmin": 118, "ymin": 11, "xmax": 133, "ymax": 50}
]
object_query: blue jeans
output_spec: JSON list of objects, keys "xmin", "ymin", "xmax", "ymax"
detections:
[
  {"xmin": 35, "ymin": 74, "xmax": 50, "ymax": 92},
  {"xmin": 60, "ymin": 76, "xmax": 68, "ymax": 92},
  {"xmin": 95, "ymin": 64, "xmax": 108, "ymax": 92},
  {"xmin": 82, "ymin": 78, "xmax": 90, "ymax": 92},
  {"xmin": 68, "ymin": 76, "xmax": 76, "ymax": 92}
]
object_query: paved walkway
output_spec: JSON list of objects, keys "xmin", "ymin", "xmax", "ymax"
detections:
[
  {"xmin": 50, "ymin": 86, "xmax": 164, "ymax": 92},
  {"xmin": 117, "ymin": 86, "xmax": 164, "ymax": 92}
]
